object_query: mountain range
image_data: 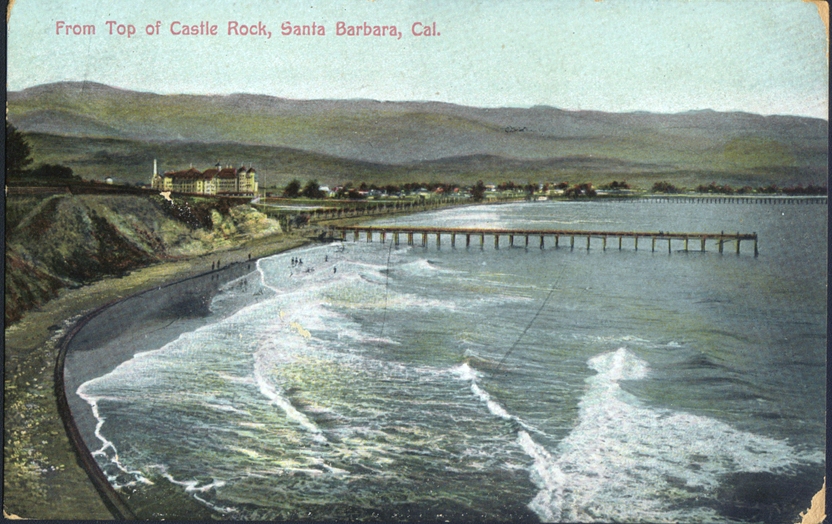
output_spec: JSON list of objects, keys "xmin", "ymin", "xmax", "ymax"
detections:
[{"xmin": 7, "ymin": 81, "xmax": 828, "ymax": 188}]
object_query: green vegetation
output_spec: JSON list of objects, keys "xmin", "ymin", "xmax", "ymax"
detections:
[
  {"xmin": 652, "ymin": 181, "xmax": 682, "ymax": 194},
  {"xmin": 12, "ymin": 128, "xmax": 826, "ymax": 192},
  {"xmin": 6, "ymin": 120, "xmax": 82, "ymax": 186},
  {"xmin": 6, "ymin": 121, "xmax": 33, "ymax": 176},
  {"xmin": 599, "ymin": 180, "xmax": 631, "ymax": 190},
  {"xmin": 471, "ymin": 180, "xmax": 486, "ymax": 202},
  {"xmin": 649, "ymin": 180, "xmax": 827, "ymax": 196},
  {"xmin": 8, "ymin": 83, "xmax": 827, "ymax": 190},
  {"xmin": 723, "ymin": 137, "xmax": 795, "ymax": 168},
  {"xmin": 282, "ymin": 179, "xmax": 302, "ymax": 197},
  {"xmin": 564, "ymin": 183, "xmax": 597, "ymax": 199},
  {"xmin": 301, "ymin": 180, "xmax": 325, "ymax": 199},
  {"xmin": 4, "ymin": 194, "xmax": 281, "ymax": 325}
]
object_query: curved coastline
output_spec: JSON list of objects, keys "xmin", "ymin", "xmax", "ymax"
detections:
[
  {"xmin": 55, "ymin": 246, "xmax": 312, "ymax": 519},
  {"xmin": 55, "ymin": 297, "xmax": 138, "ymax": 520},
  {"xmin": 15, "ymin": 202, "xmax": 454, "ymax": 519}
]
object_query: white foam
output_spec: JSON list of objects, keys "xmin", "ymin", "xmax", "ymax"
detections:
[
  {"xmin": 252, "ymin": 360, "xmax": 327, "ymax": 442},
  {"xmin": 200, "ymin": 402, "xmax": 251, "ymax": 417},
  {"xmin": 522, "ymin": 348, "xmax": 822, "ymax": 522},
  {"xmin": 75, "ymin": 387, "xmax": 155, "ymax": 488},
  {"xmin": 397, "ymin": 258, "xmax": 462, "ymax": 276},
  {"xmin": 451, "ymin": 363, "xmax": 544, "ymax": 435},
  {"xmin": 149, "ymin": 464, "xmax": 237, "ymax": 514}
]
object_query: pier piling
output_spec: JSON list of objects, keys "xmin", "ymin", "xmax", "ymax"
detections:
[{"xmin": 331, "ymin": 227, "xmax": 758, "ymax": 257}]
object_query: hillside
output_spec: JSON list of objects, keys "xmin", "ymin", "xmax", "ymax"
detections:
[
  {"xmin": 5, "ymin": 193, "xmax": 281, "ymax": 324},
  {"xmin": 7, "ymin": 81, "xmax": 828, "ymax": 188}
]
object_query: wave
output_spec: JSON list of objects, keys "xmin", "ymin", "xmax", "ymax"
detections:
[
  {"xmin": 74, "ymin": 387, "xmax": 156, "ymax": 489},
  {"xmin": 148, "ymin": 464, "xmax": 237, "ymax": 515},
  {"xmin": 252, "ymin": 358, "xmax": 327, "ymax": 442},
  {"xmin": 451, "ymin": 363, "xmax": 546, "ymax": 436},
  {"xmin": 450, "ymin": 348, "xmax": 822, "ymax": 522},
  {"xmin": 521, "ymin": 348, "xmax": 822, "ymax": 522},
  {"xmin": 396, "ymin": 258, "xmax": 463, "ymax": 276}
]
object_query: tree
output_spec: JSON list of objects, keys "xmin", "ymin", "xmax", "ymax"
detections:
[
  {"xmin": 283, "ymin": 179, "xmax": 301, "ymax": 198},
  {"xmin": 696, "ymin": 182, "xmax": 733, "ymax": 194},
  {"xmin": 652, "ymin": 181, "xmax": 680, "ymax": 194},
  {"xmin": 301, "ymin": 180, "xmax": 324, "ymax": 199},
  {"xmin": 565, "ymin": 183, "xmax": 596, "ymax": 199},
  {"xmin": 601, "ymin": 180, "xmax": 631, "ymax": 190},
  {"xmin": 471, "ymin": 180, "xmax": 486, "ymax": 202},
  {"xmin": 525, "ymin": 182, "xmax": 537, "ymax": 198},
  {"xmin": 29, "ymin": 164, "xmax": 78, "ymax": 182},
  {"xmin": 6, "ymin": 121, "xmax": 33, "ymax": 178}
]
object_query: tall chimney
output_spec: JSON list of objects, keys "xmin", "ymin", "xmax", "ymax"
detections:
[{"xmin": 153, "ymin": 158, "xmax": 157, "ymax": 176}]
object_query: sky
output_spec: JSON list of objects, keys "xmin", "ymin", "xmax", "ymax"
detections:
[{"xmin": 7, "ymin": 0, "xmax": 829, "ymax": 118}]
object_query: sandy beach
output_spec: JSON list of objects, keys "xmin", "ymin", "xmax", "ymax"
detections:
[{"xmin": 4, "ymin": 230, "xmax": 313, "ymax": 519}]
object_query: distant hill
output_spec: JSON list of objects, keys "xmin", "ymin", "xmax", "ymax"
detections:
[{"xmin": 7, "ymin": 81, "xmax": 828, "ymax": 188}]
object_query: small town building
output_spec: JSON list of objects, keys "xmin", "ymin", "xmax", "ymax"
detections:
[{"xmin": 150, "ymin": 159, "xmax": 258, "ymax": 196}]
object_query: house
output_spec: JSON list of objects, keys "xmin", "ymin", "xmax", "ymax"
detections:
[{"xmin": 150, "ymin": 159, "xmax": 258, "ymax": 196}]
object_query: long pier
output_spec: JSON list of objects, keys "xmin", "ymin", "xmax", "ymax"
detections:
[{"xmin": 330, "ymin": 226, "xmax": 759, "ymax": 255}]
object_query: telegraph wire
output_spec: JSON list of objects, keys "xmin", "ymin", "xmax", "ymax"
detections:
[{"xmin": 496, "ymin": 264, "xmax": 565, "ymax": 372}]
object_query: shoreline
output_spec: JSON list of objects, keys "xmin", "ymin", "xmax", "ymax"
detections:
[
  {"xmin": 60, "ymin": 254, "xmax": 289, "ymax": 520},
  {"xmin": 4, "ymin": 201, "xmax": 824, "ymax": 518},
  {"xmin": 4, "ymin": 230, "xmax": 315, "ymax": 519},
  {"xmin": 4, "ymin": 195, "xmax": 463, "ymax": 519}
]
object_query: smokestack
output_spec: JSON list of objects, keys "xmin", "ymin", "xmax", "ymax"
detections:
[{"xmin": 153, "ymin": 158, "xmax": 157, "ymax": 176}]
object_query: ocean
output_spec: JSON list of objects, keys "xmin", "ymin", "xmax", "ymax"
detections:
[{"xmin": 74, "ymin": 200, "xmax": 826, "ymax": 522}]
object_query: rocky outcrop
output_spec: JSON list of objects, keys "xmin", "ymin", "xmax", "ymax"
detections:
[{"xmin": 4, "ymin": 194, "xmax": 281, "ymax": 324}]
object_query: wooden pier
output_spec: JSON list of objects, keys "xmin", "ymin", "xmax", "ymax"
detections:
[{"xmin": 330, "ymin": 226, "xmax": 759, "ymax": 256}]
